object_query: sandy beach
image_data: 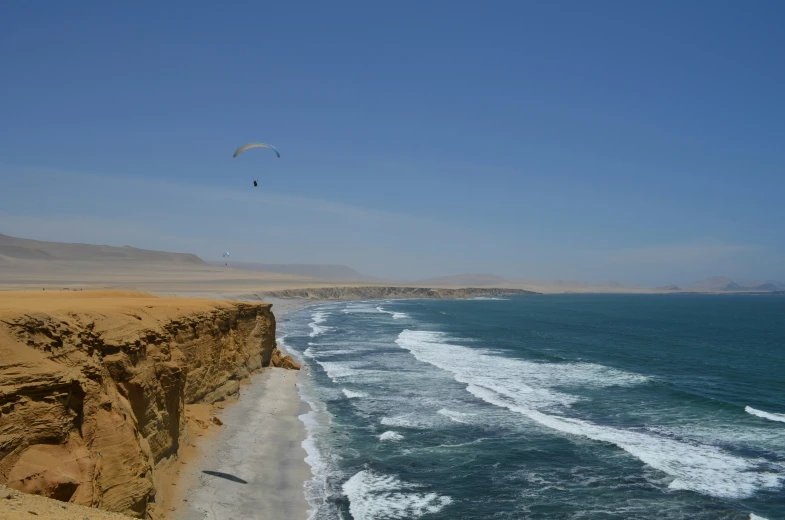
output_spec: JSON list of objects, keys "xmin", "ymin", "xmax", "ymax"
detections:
[
  {"xmin": 172, "ymin": 369, "xmax": 310, "ymax": 520},
  {"xmin": 0, "ymin": 287, "xmax": 315, "ymax": 520},
  {"xmin": 167, "ymin": 298, "xmax": 316, "ymax": 520}
]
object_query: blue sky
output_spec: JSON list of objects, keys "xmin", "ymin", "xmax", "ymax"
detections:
[{"xmin": 1, "ymin": 1, "xmax": 784, "ymax": 284}]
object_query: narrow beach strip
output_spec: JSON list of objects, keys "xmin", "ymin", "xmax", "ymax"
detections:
[{"xmin": 175, "ymin": 368, "xmax": 311, "ymax": 520}]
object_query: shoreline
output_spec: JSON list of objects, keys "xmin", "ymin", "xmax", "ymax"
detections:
[
  {"xmin": 168, "ymin": 298, "xmax": 318, "ymax": 520},
  {"xmin": 0, "ymin": 291, "xmax": 283, "ymax": 519}
]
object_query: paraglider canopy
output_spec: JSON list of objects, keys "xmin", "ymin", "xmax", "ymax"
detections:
[
  {"xmin": 222, "ymin": 252, "xmax": 230, "ymax": 258},
  {"xmin": 233, "ymin": 143, "xmax": 281, "ymax": 159}
]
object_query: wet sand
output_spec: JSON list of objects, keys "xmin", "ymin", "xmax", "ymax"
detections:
[
  {"xmin": 171, "ymin": 299, "xmax": 315, "ymax": 520},
  {"xmin": 174, "ymin": 369, "xmax": 310, "ymax": 520}
]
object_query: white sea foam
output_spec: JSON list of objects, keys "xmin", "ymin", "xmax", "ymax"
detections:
[
  {"xmin": 750, "ymin": 514, "xmax": 769, "ymax": 520},
  {"xmin": 646, "ymin": 422, "xmax": 785, "ymax": 449},
  {"xmin": 309, "ymin": 311, "xmax": 330, "ymax": 337},
  {"xmin": 295, "ymin": 376, "xmax": 334, "ymax": 520},
  {"xmin": 468, "ymin": 384, "xmax": 782, "ymax": 499},
  {"xmin": 435, "ymin": 438, "xmax": 487, "ymax": 449},
  {"xmin": 381, "ymin": 415, "xmax": 429, "ymax": 429},
  {"xmin": 376, "ymin": 306, "xmax": 410, "ymax": 320},
  {"xmin": 342, "ymin": 303, "xmax": 380, "ymax": 314},
  {"xmin": 379, "ymin": 431, "xmax": 404, "ymax": 441},
  {"xmin": 319, "ymin": 349, "xmax": 355, "ymax": 356},
  {"xmin": 316, "ymin": 361, "xmax": 360, "ymax": 380},
  {"xmin": 396, "ymin": 329, "xmax": 784, "ymax": 499},
  {"xmin": 746, "ymin": 406, "xmax": 785, "ymax": 424},
  {"xmin": 471, "ymin": 297, "xmax": 509, "ymax": 300},
  {"xmin": 305, "ymin": 348, "xmax": 354, "ymax": 359},
  {"xmin": 343, "ymin": 470, "xmax": 452, "ymax": 520},
  {"xmin": 396, "ymin": 330, "xmax": 645, "ymax": 410},
  {"xmin": 437, "ymin": 408, "xmax": 473, "ymax": 424},
  {"xmin": 300, "ymin": 410, "xmax": 327, "ymax": 507},
  {"xmin": 343, "ymin": 388, "xmax": 367, "ymax": 399}
]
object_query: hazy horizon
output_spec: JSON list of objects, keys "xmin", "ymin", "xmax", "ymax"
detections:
[
  {"xmin": 2, "ymin": 223, "xmax": 781, "ymax": 288},
  {"xmin": 2, "ymin": 3, "xmax": 784, "ymax": 286}
]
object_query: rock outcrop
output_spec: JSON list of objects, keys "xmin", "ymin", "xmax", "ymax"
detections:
[
  {"xmin": 0, "ymin": 290, "xmax": 294, "ymax": 518},
  {"xmin": 254, "ymin": 286, "xmax": 539, "ymax": 300}
]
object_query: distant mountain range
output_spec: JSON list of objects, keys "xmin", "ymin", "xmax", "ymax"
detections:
[
  {"xmin": 2, "ymin": 233, "xmax": 783, "ymax": 292},
  {"xmin": 0, "ymin": 233, "xmax": 205, "ymax": 265},
  {"xmin": 680, "ymin": 276, "xmax": 784, "ymax": 292}
]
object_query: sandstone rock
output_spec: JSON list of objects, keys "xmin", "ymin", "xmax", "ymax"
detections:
[
  {"xmin": 6, "ymin": 444, "xmax": 88, "ymax": 503},
  {"xmin": 278, "ymin": 355, "xmax": 301, "ymax": 371},
  {"xmin": 268, "ymin": 347, "xmax": 301, "ymax": 370},
  {"xmin": 0, "ymin": 291, "xmax": 278, "ymax": 518}
]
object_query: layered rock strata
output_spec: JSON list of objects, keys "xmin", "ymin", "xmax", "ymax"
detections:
[{"xmin": 0, "ymin": 291, "xmax": 297, "ymax": 518}]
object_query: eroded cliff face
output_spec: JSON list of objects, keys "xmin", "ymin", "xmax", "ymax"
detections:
[{"xmin": 0, "ymin": 291, "xmax": 297, "ymax": 518}]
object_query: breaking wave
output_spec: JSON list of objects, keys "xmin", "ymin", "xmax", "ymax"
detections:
[
  {"xmin": 309, "ymin": 311, "xmax": 330, "ymax": 337},
  {"xmin": 342, "ymin": 470, "xmax": 453, "ymax": 520},
  {"xmin": 343, "ymin": 388, "xmax": 367, "ymax": 399},
  {"xmin": 379, "ymin": 431, "xmax": 404, "ymax": 442},
  {"xmin": 396, "ymin": 329, "xmax": 784, "ymax": 499},
  {"xmin": 376, "ymin": 306, "xmax": 410, "ymax": 320},
  {"xmin": 437, "ymin": 408, "xmax": 473, "ymax": 424},
  {"xmin": 746, "ymin": 406, "xmax": 785, "ymax": 424}
]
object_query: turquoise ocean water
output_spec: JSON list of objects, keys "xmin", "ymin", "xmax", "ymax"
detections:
[{"xmin": 279, "ymin": 295, "xmax": 785, "ymax": 519}]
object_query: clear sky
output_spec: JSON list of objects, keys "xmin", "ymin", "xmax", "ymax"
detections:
[{"xmin": 1, "ymin": 1, "xmax": 784, "ymax": 284}]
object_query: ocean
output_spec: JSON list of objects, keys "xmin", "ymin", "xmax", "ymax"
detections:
[{"xmin": 278, "ymin": 295, "xmax": 785, "ymax": 520}]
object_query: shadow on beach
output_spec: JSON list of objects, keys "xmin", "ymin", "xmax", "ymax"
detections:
[{"xmin": 202, "ymin": 470, "xmax": 248, "ymax": 484}]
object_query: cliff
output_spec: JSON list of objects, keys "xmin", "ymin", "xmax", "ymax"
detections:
[
  {"xmin": 0, "ymin": 290, "xmax": 298, "ymax": 518},
  {"xmin": 256, "ymin": 286, "xmax": 539, "ymax": 300}
]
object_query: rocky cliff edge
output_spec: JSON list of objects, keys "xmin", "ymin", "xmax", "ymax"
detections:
[{"xmin": 0, "ymin": 290, "xmax": 298, "ymax": 518}]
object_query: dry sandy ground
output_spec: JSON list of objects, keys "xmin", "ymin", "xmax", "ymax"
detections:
[
  {"xmin": 0, "ymin": 235, "xmax": 655, "ymax": 296},
  {"xmin": 3, "ymin": 233, "xmax": 739, "ymax": 295},
  {"xmin": 0, "ymin": 485, "xmax": 135, "ymax": 519},
  {"xmin": 0, "ymin": 242, "xmax": 674, "ymax": 296},
  {"xmin": 0, "ymin": 263, "xmax": 675, "ymax": 296},
  {"xmin": 0, "ymin": 234, "xmax": 354, "ymax": 297},
  {"xmin": 0, "ymin": 260, "xmax": 337, "ymax": 295},
  {"xmin": 0, "ymin": 289, "xmax": 244, "ymax": 320}
]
